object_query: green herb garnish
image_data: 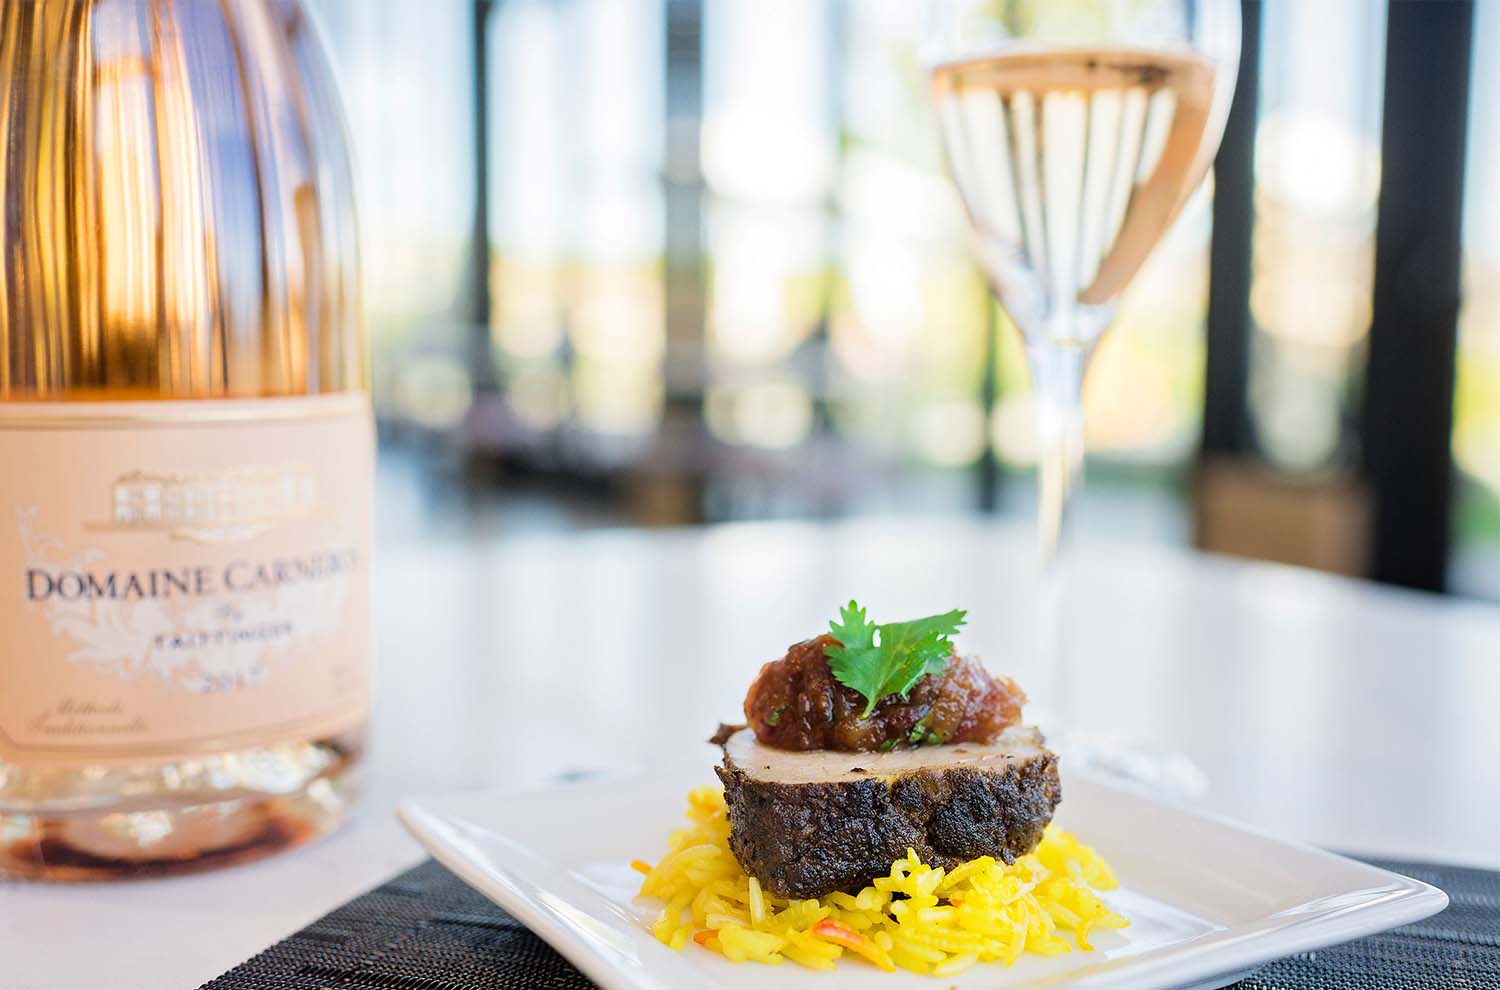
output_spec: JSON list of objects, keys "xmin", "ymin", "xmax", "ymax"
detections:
[
  {"xmin": 906, "ymin": 719, "xmax": 946, "ymax": 747},
  {"xmin": 824, "ymin": 600, "xmax": 967, "ymax": 719}
]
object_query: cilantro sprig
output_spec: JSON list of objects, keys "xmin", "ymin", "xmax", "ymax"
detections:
[{"xmin": 823, "ymin": 601, "xmax": 967, "ymax": 718}]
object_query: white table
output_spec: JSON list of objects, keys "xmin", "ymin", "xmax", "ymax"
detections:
[{"xmin": 7, "ymin": 517, "xmax": 1500, "ymax": 989}]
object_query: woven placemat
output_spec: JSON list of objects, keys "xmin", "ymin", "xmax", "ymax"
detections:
[{"xmin": 202, "ymin": 855, "xmax": 1500, "ymax": 989}]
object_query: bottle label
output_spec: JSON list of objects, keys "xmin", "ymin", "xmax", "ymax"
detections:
[{"xmin": 0, "ymin": 395, "xmax": 373, "ymax": 767}]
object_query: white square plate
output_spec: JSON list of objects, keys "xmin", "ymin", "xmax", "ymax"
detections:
[{"xmin": 397, "ymin": 759, "xmax": 1446, "ymax": 990}]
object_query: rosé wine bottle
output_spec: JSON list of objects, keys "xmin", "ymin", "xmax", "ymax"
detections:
[{"xmin": 0, "ymin": 0, "xmax": 372, "ymax": 880}]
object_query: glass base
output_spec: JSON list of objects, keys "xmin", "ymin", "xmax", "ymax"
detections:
[
  {"xmin": 0, "ymin": 729, "xmax": 363, "ymax": 882},
  {"xmin": 1043, "ymin": 723, "xmax": 1209, "ymax": 803}
]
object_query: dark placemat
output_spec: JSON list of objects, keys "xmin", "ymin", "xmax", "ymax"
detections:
[{"xmin": 202, "ymin": 855, "xmax": 1500, "ymax": 990}]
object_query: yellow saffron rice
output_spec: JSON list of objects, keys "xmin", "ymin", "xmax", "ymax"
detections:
[{"xmin": 635, "ymin": 786, "xmax": 1128, "ymax": 976}]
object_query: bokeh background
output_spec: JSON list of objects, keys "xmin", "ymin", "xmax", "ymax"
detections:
[{"xmin": 305, "ymin": 0, "xmax": 1500, "ymax": 598}]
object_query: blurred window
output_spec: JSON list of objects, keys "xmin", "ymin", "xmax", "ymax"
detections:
[
  {"xmin": 1246, "ymin": 0, "xmax": 1387, "ymax": 472},
  {"xmin": 1452, "ymin": 0, "xmax": 1500, "ymax": 598},
  {"xmin": 309, "ymin": 0, "xmax": 476, "ymax": 425}
]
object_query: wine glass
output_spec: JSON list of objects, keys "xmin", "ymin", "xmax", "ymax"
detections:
[{"xmin": 925, "ymin": 0, "xmax": 1240, "ymax": 778}]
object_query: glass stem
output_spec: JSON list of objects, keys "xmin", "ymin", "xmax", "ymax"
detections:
[{"xmin": 1027, "ymin": 340, "xmax": 1089, "ymax": 727}]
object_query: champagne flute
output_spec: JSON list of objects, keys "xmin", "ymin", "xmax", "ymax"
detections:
[{"xmin": 925, "ymin": 1, "xmax": 1240, "ymax": 767}]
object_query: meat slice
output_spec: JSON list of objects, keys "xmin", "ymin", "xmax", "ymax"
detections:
[{"xmin": 715, "ymin": 725, "xmax": 1060, "ymax": 899}]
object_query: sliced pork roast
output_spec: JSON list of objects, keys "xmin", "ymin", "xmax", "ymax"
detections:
[{"xmin": 715, "ymin": 724, "xmax": 1061, "ymax": 899}]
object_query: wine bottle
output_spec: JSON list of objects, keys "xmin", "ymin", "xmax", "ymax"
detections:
[{"xmin": 0, "ymin": 0, "xmax": 372, "ymax": 879}]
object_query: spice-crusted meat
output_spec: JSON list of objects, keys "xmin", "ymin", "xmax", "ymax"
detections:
[
  {"xmin": 715, "ymin": 726, "xmax": 1061, "ymax": 898},
  {"xmin": 743, "ymin": 634, "xmax": 1025, "ymax": 752}
]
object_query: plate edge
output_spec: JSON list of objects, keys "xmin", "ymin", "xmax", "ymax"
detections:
[{"xmin": 397, "ymin": 802, "xmax": 690, "ymax": 990}]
